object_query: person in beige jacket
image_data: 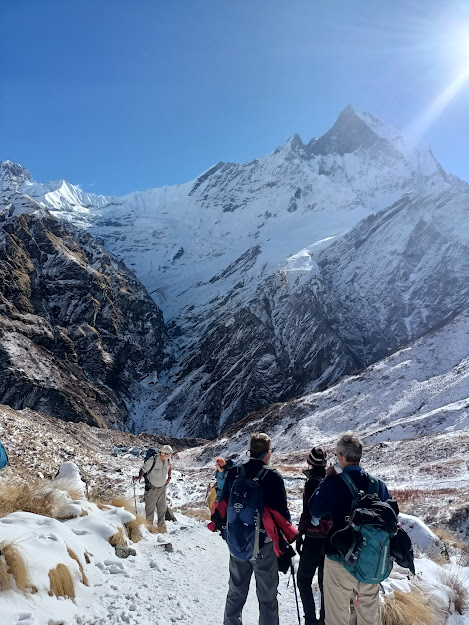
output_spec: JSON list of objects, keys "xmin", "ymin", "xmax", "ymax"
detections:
[{"xmin": 135, "ymin": 445, "xmax": 173, "ymax": 531}]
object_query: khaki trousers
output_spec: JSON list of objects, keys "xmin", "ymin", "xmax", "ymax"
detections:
[
  {"xmin": 323, "ymin": 557, "xmax": 380, "ymax": 625},
  {"xmin": 145, "ymin": 484, "xmax": 167, "ymax": 527}
]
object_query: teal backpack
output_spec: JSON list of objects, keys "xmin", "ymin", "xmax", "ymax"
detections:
[
  {"xmin": 0, "ymin": 442, "xmax": 8, "ymax": 470},
  {"xmin": 331, "ymin": 472, "xmax": 398, "ymax": 584}
]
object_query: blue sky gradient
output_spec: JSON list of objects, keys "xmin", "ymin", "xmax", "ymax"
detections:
[{"xmin": 1, "ymin": 0, "xmax": 469, "ymax": 195}]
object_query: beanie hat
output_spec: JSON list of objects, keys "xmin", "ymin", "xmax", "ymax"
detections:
[
  {"xmin": 215, "ymin": 457, "xmax": 225, "ymax": 467},
  {"xmin": 160, "ymin": 445, "xmax": 173, "ymax": 454},
  {"xmin": 307, "ymin": 446, "xmax": 327, "ymax": 467}
]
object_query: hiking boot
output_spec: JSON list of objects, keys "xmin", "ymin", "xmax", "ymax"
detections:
[{"xmin": 156, "ymin": 523, "xmax": 167, "ymax": 533}]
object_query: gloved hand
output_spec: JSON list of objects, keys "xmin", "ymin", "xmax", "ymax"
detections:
[
  {"xmin": 211, "ymin": 508, "xmax": 225, "ymax": 532},
  {"xmin": 296, "ymin": 534, "xmax": 304, "ymax": 555}
]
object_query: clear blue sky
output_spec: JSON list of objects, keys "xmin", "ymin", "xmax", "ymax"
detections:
[{"xmin": 1, "ymin": 0, "xmax": 469, "ymax": 196}]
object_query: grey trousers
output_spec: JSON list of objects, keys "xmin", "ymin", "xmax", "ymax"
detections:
[
  {"xmin": 223, "ymin": 542, "xmax": 279, "ymax": 625},
  {"xmin": 144, "ymin": 484, "xmax": 166, "ymax": 526}
]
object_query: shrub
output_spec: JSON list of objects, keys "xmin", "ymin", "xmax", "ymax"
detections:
[
  {"xmin": 0, "ymin": 482, "xmax": 56, "ymax": 518},
  {"xmin": 0, "ymin": 541, "xmax": 34, "ymax": 594},
  {"xmin": 108, "ymin": 527, "xmax": 127, "ymax": 547},
  {"xmin": 107, "ymin": 496, "xmax": 159, "ymax": 542},
  {"xmin": 381, "ymin": 588, "xmax": 437, "ymax": 625},
  {"xmin": 175, "ymin": 505, "xmax": 210, "ymax": 522},
  {"xmin": 67, "ymin": 547, "xmax": 89, "ymax": 587},
  {"xmin": 48, "ymin": 563, "xmax": 75, "ymax": 600},
  {"xmin": 0, "ymin": 553, "xmax": 10, "ymax": 591},
  {"xmin": 440, "ymin": 569, "xmax": 469, "ymax": 615},
  {"xmin": 52, "ymin": 478, "xmax": 84, "ymax": 502}
]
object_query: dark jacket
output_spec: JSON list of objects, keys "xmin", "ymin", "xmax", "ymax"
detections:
[
  {"xmin": 213, "ymin": 459, "xmax": 290, "ymax": 550},
  {"xmin": 309, "ymin": 465, "xmax": 391, "ymax": 556},
  {"xmin": 298, "ymin": 467, "xmax": 332, "ymax": 536},
  {"xmin": 220, "ymin": 459, "xmax": 291, "ymax": 522}
]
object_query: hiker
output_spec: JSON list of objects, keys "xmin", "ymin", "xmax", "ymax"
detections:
[
  {"xmin": 206, "ymin": 457, "xmax": 236, "ymax": 512},
  {"xmin": 134, "ymin": 444, "xmax": 173, "ymax": 531},
  {"xmin": 309, "ymin": 431, "xmax": 395, "ymax": 625},
  {"xmin": 296, "ymin": 446, "xmax": 332, "ymax": 625},
  {"xmin": 210, "ymin": 433, "xmax": 297, "ymax": 625}
]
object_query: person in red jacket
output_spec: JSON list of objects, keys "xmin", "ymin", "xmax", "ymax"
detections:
[{"xmin": 296, "ymin": 446, "xmax": 332, "ymax": 625}]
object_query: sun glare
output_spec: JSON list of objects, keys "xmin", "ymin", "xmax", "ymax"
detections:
[{"xmin": 407, "ymin": 23, "xmax": 469, "ymax": 141}]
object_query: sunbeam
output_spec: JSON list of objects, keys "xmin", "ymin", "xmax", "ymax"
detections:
[{"xmin": 408, "ymin": 63, "xmax": 469, "ymax": 141}]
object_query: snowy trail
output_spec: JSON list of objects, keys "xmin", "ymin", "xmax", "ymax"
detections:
[{"xmin": 79, "ymin": 516, "xmax": 302, "ymax": 625}]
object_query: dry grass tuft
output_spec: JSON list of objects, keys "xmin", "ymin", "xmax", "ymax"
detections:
[
  {"xmin": 0, "ymin": 554, "xmax": 10, "ymax": 591},
  {"xmin": 107, "ymin": 496, "xmax": 158, "ymax": 542},
  {"xmin": 432, "ymin": 527, "xmax": 456, "ymax": 543},
  {"xmin": 381, "ymin": 588, "xmax": 437, "ymax": 625},
  {"xmin": 0, "ymin": 542, "xmax": 33, "ymax": 594},
  {"xmin": 0, "ymin": 482, "xmax": 56, "ymax": 518},
  {"xmin": 48, "ymin": 563, "xmax": 76, "ymax": 600},
  {"xmin": 52, "ymin": 479, "xmax": 83, "ymax": 501},
  {"xmin": 440, "ymin": 569, "xmax": 469, "ymax": 615},
  {"xmin": 456, "ymin": 543, "xmax": 469, "ymax": 567},
  {"xmin": 67, "ymin": 547, "xmax": 89, "ymax": 587},
  {"xmin": 108, "ymin": 527, "xmax": 127, "ymax": 547},
  {"xmin": 432, "ymin": 527, "xmax": 469, "ymax": 566},
  {"xmin": 175, "ymin": 505, "xmax": 211, "ymax": 522},
  {"xmin": 125, "ymin": 515, "xmax": 157, "ymax": 542},
  {"xmin": 110, "ymin": 496, "xmax": 134, "ymax": 512}
]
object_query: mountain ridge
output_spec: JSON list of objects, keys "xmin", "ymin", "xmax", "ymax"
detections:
[{"xmin": 1, "ymin": 106, "xmax": 468, "ymax": 437}]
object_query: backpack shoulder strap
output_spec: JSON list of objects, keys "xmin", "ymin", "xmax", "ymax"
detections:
[
  {"xmin": 367, "ymin": 473, "xmax": 379, "ymax": 495},
  {"xmin": 237, "ymin": 465, "xmax": 245, "ymax": 479},
  {"xmin": 254, "ymin": 466, "xmax": 269, "ymax": 482},
  {"xmin": 149, "ymin": 453, "xmax": 158, "ymax": 475},
  {"xmin": 339, "ymin": 471, "xmax": 360, "ymax": 498}
]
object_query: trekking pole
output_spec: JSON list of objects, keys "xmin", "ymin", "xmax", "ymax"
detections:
[
  {"xmin": 132, "ymin": 478, "xmax": 138, "ymax": 515},
  {"xmin": 290, "ymin": 563, "xmax": 302, "ymax": 625}
]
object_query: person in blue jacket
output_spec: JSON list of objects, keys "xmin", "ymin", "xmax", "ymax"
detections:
[
  {"xmin": 309, "ymin": 431, "xmax": 392, "ymax": 625},
  {"xmin": 214, "ymin": 457, "xmax": 227, "ymax": 499}
]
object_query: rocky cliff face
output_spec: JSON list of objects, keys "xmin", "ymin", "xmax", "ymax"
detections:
[{"xmin": 0, "ymin": 197, "xmax": 171, "ymax": 428}]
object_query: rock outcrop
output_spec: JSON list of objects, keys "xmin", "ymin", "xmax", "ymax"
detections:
[{"xmin": 0, "ymin": 199, "xmax": 171, "ymax": 428}]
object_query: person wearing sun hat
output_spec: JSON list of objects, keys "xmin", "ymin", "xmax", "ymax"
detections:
[
  {"xmin": 135, "ymin": 444, "xmax": 173, "ymax": 531},
  {"xmin": 296, "ymin": 445, "xmax": 332, "ymax": 625}
]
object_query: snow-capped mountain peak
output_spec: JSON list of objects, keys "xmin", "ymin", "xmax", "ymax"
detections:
[
  {"xmin": 0, "ymin": 160, "xmax": 32, "ymax": 192},
  {"xmin": 307, "ymin": 104, "xmax": 383, "ymax": 156}
]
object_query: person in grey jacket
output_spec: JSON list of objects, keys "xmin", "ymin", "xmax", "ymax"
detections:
[{"xmin": 135, "ymin": 445, "xmax": 173, "ymax": 532}]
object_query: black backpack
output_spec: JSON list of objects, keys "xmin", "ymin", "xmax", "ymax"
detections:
[{"xmin": 143, "ymin": 449, "xmax": 159, "ymax": 490}]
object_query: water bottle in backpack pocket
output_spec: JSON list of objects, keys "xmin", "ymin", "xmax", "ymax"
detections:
[
  {"xmin": 330, "ymin": 472, "xmax": 398, "ymax": 584},
  {"xmin": 226, "ymin": 465, "xmax": 268, "ymax": 561}
]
